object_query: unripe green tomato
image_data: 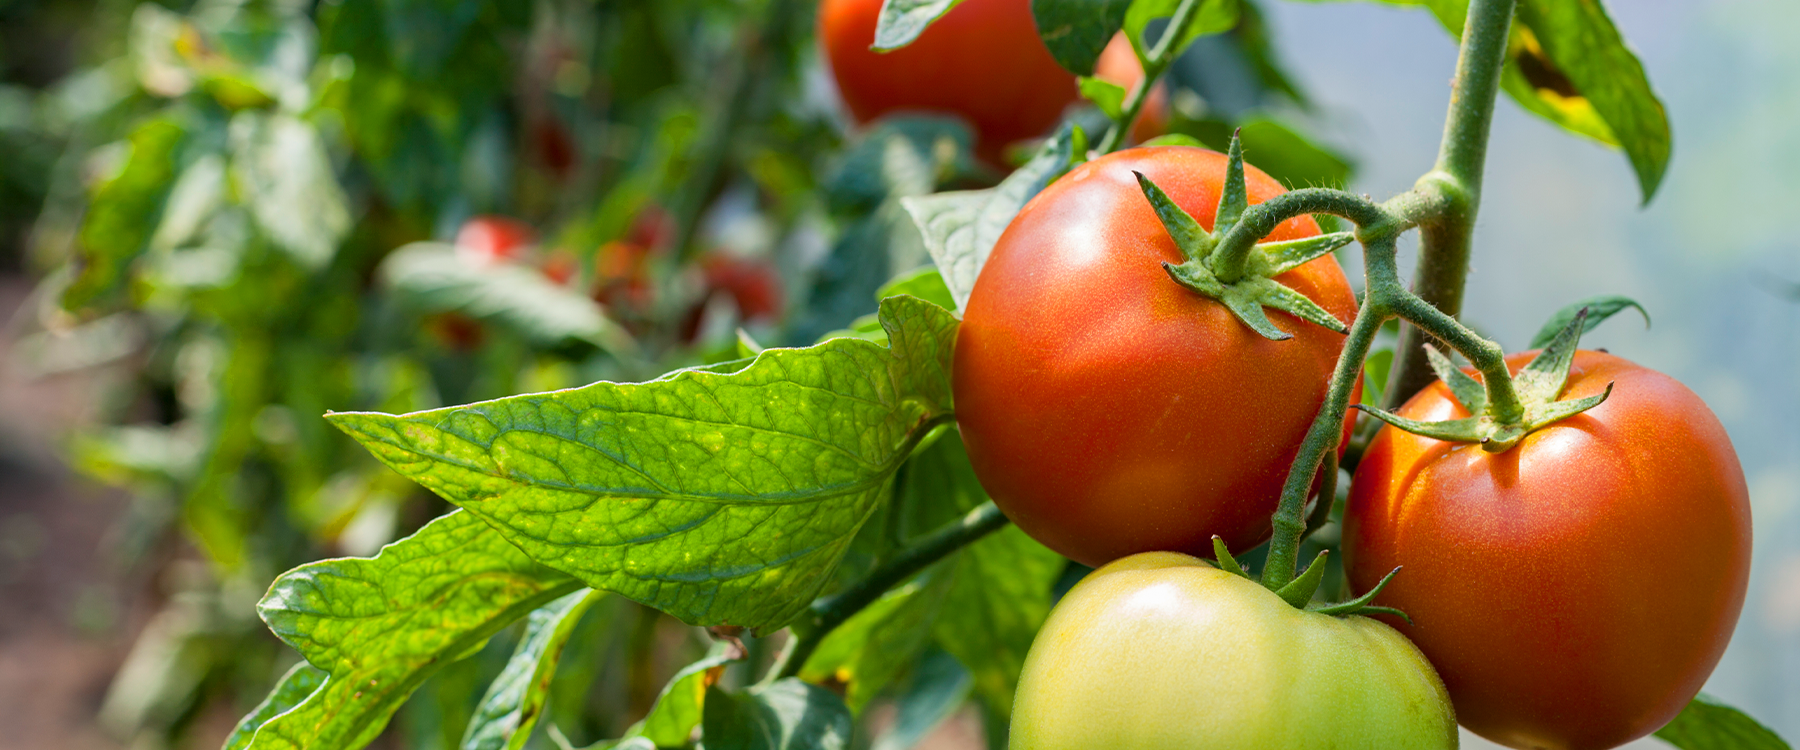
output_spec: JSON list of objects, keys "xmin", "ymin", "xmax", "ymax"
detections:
[{"xmin": 1011, "ymin": 552, "xmax": 1458, "ymax": 750}]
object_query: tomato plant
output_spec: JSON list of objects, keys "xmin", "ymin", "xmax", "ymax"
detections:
[
  {"xmin": 953, "ymin": 145, "xmax": 1356, "ymax": 567},
  {"xmin": 7, "ymin": 0, "xmax": 1788, "ymax": 749},
  {"xmin": 1012, "ymin": 551, "xmax": 1457, "ymax": 749},
  {"xmin": 1344, "ymin": 349, "xmax": 1753, "ymax": 750},
  {"xmin": 819, "ymin": 0, "xmax": 1079, "ymax": 159}
]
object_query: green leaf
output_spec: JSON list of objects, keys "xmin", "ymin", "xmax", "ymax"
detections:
[
  {"xmin": 228, "ymin": 111, "xmax": 350, "ymax": 269},
  {"xmin": 1176, "ymin": 117, "xmax": 1353, "ymax": 189},
  {"xmin": 1123, "ymin": 0, "xmax": 1240, "ymax": 62},
  {"xmin": 870, "ymin": 650, "xmax": 972, "ymax": 750},
  {"xmin": 904, "ymin": 433, "xmax": 1062, "ymax": 720},
  {"xmin": 904, "ymin": 123, "xmax": 1081, "ymax": 311},
  {"xmin": 1362, "ymin": 348, "xmax": 1394, "ymax": 406},
  {"xmin": 873, "ymin": 0, "xmax": 967, "ymax": 52},
  {"xmin": 221, "ymin": 662, "xmax": 327, "ymax": 750},
  {"xmin": 380, "ymin": 242, "xmax": 633, "ymax": 353},
  {"xmin": 328, "ymin": 296, "xmax": 960, "ymax": 633},
  {"xmin": 1654, "ymin": 693, "xmax": 1792, "ymax": 750},
  {"xmin": 64, "ymin": 115, "xmax": 188, "ymax": 310},
  {"xmin": 460, "ymin": 589, "xmax": 607, "ymax": 750},
  {"xmin": 1527, "ymin": 295, "xmax": 1650, "ymax": 349},
  {"xmin": 1513, "ymin": 0, "xmax": 1671, "ymax": 202},
  {"xmin": 800, "ymin": 575, "xmax": 949, "ymax": 715},
  {"xmin": 701, "ymin": 679, "xmax": 853, "ymax": 750},
  {"xmin": 246, "ymin": 510, "xmax": 582, "ymax": 750},
  {"xmin": 631, "ymin": 641, "xmax": 745, "ymax": 747},
  {"xmin": 1407, "ymin": 0, "xmax": 1669, "ymax": 203},
  {"xmin": 876, "ymin": 266, "xmax": 957, "ymax": 312},
  {"xmin": 1078, "ymin": 76, "xmax": 1127, "ymax": 120},
  {"xmin": 1032, "ymin": 0, "xmax": 1133, "ymax": 75}
]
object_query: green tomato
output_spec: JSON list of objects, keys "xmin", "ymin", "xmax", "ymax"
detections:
[{"xmin": 1011, "ymin": 552, "xmax": 1457, "ymax": 750}]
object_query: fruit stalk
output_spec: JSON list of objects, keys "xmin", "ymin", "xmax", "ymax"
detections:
[{"xmin": 1386, "ymin": 0, "xmax": 1519, "ymax": 404}]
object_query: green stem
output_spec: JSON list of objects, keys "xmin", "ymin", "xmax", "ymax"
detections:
[
  {"xmin": 1386, "ymin": 0, "xmax": 1517, "ymax": 405},
  {"xmin": 1210, "ymin": 189, "xmax": 1389, "ymax": 282},
  {"xmin": 1262, "ymin": 272, "xmax": 1387, "ymax": 591},
  {"xmin": 768, "ymin": 501, "xmax": 1010, "ymax": 681},
  {"xmin": 1096, "ymin": 0, "xmax": 1207, "ymax": 154}
]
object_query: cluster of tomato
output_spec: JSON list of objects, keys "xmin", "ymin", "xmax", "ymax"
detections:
[{"xmin": 820, "ymin": 1, "xmax": 1752, "ymax": 749}]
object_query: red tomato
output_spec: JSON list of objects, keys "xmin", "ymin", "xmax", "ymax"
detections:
[
  {"xmin": 953, "ymin": 146, "xmax": 1358, "ymax": 567},
  {"xmin": 1093, "ymin": 33, "xmax": 1167, "ymax": 145},
  {"xmin": 819, "ymin": 0, "xmax": 1079, "ymax": 161},
  {"xmin": 455, "ymin": 216, "xmax": 538, "ymax": 265},
  {"xmin": 1343, "ymin": 350, "xmax": 1752, "ymax": 750}
]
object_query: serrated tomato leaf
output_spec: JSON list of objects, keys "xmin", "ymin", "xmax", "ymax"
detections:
[
  {"xmin": 221, "ymin": 662, "xmax": 327, "ymax": 750},
  {"xmin": 459, "ymin": 589, "xmax": 606, "ymax": 750},
  {"xmin": 328, "ymin": 295, "xmax": 960, "ymax": 633},
  {"xmin": 1654, "ymin": 693, "xmax": 1791, "ymax": 750},
  {"xmin": 904, "ymin": 123, "xmax": 1081, "ymax": 311},
  {"xmin": 244, "ymin": 510, "xmax": 583, "ymax": 750}
]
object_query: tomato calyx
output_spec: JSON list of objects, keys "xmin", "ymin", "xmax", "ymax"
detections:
[
  {"xmin": 1356, "ymin": 307, "xmax": 1615, "ymax": 453},
  {"xmin": 1210, "ymin": 535, "xmax": 1409, "ymax": 620},
  {"xmin": 1135, "ymin": 135, "xmax": 1356, "ymax": 341}
]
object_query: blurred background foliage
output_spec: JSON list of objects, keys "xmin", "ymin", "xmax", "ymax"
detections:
[{"xmin": 0, "ymin": 0, "xmax": 1353, "ymax": 747}]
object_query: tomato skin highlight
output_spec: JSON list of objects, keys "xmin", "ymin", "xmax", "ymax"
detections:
[
  {"xmin": 1343, "ymin": 350, "xmax": 1752, "ymax": 750},
  {"xmin": 818, "ymin": 0, "xmax": 1079, "ymax": 160},
  {"xmin": 1012, "ymin": 551, "xmax": 1457, "ymax": 750},
  {"xmin": 953, "ymin": 146, "xmax": 1356, "ymax": 568},
  {"xmin": 455, "ymin": 215, "xmax": 538, "ymax": 264}
]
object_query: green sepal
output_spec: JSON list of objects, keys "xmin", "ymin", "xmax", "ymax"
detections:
[
  {"xmin": 1275, "ymin": 550, "xmax": 1330, "ymax": 608},
  {"xmin": 1213, "ymin": 132, "xmax": 1249, "ymax": 233},
  {"xmin": 1135, "ymin": 133, "xmax": 1349, "ymax": 341},
  {"xmin": 1211, "ymin": 536, "xmax": 1249, "ymax": 579},
  {"xmin": 1310, "ymin": 566, "xmax": 1411, "ymax": 624},
  {"xmin": 1133, "ymin": 171, "xmax": 1213, "ymax": 257},
  {"xmin": 1425, "ymin": 345, "xmax": 1486, "ymax": 414},
  {"xmin": 1363, "ymin": 308, "xmax": 1612, "ymax": 452},
  {"xmin": 1352, "ymin": 405, "xmax": 1486, "ymax": 443},
  {"xmin": 1516, "ymin": 306, "xmax": 1587, "ymax": 403},
  {"xmin": 1248, "ymin": 232, "xmax": 1356, "ymax": 277}
]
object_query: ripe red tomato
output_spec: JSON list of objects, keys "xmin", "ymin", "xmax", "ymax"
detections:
[
  {"xmin": 1343, "ymin": 349, "xmax": 1752, "ymax": 750},
  {"xmin": 953, "ymin": 146, "xmax": 1358, "ymax": 567},
  {"xmin": 819, "ymin": 0, "xmax": 1079, "ymax": 161},
  {"xmin": 455, "ymin": 216, "xmax": 538, "ymax": 265}
]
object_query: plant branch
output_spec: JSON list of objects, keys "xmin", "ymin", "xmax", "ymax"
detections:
[
  {"xmin": 768, "ymin": 501, "xmax": 1010, "ymax": 681},
  {"xmin": 1261, "ymin": 265, "xmax": 1388, "ymax": 591},
  {"xmin": 1387, "ymin": 0, "xmax": 1518, "ymax": 404},
  {"xmin": 1096, "ymin": 0, "xmax": 1207, "ymax": 154}
]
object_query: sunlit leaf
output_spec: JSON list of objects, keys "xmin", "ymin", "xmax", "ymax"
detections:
[
  {"xmin": 329, "ymin": 296, "xmax": 960, "ymax": 633},
  {"xmin": 244, "ymin": 510, "xmax": 581, "ymax": 750},
  {"xmin": 64, "ymin": 115, "xmax": 188, "ymax": 309},
  {"xmin": 221, "ymin": 662, "xmax": 327, "ymax": 750}
]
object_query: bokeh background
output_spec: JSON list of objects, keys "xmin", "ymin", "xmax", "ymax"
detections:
[{"xmin": 1, "ymin": 0, "xmax": 1794, "ymax": 748}]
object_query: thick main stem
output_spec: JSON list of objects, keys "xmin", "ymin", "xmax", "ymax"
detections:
[{"xmin": 1387, "ymin": 0, "xmax": 1517, "ymax": 404}]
